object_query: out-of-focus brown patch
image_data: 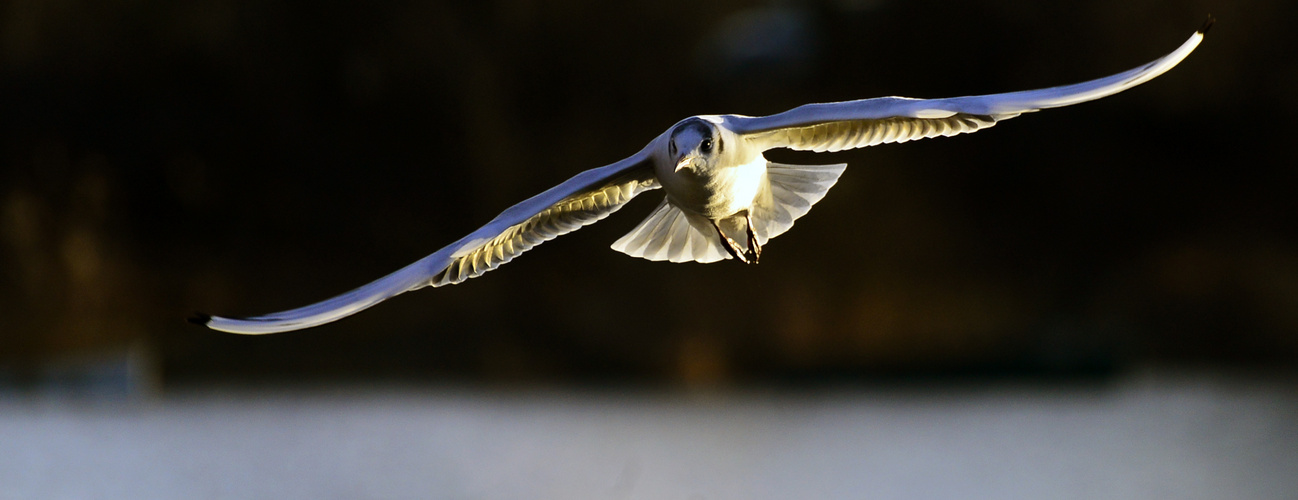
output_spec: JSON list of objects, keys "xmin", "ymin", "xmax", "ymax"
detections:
[{"xmin": 676, "ymin": 334, "xmax": 728, "ymax": 387}]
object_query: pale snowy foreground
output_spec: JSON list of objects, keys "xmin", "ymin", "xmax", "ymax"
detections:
[{"xmin": 3, "ymin": 369, "xmax": 1295, "ymax": 500}]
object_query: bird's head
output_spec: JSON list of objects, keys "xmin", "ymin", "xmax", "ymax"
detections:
[{"xmin": 668, "ymin": 117, "xmax": 722, "ymax": 173}]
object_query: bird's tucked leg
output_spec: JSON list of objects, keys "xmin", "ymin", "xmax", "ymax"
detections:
[
  {"xmin": 743, "ymin": 211, "xmax": 761, "ymax": 264},
  {"xmin": 711, "ymin": 219, "xmax": 751, "ymax": 264},
  {"xmin": 711, "ymin": 214, "xmax": 760, "ymax": 265}
]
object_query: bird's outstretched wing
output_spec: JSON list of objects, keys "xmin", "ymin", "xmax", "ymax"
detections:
[
  {"xmin": 731, "ymin": 19, "xmax": 1210, "ymax": 152},
  {"xmin": 198, "ymin": 146, "xmax": 660, "ymax": 334}
]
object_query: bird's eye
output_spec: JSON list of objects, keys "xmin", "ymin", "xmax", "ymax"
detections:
[
  {"xmin": 669, "ymin": 141, "xmax": 677, "ymax": 156},
  {"xmin": 700, "ymin": 138, "xmax": 713, "ymax": 152}
]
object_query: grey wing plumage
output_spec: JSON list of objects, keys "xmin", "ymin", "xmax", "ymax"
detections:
[
  {"xmin": 199, "ymin": 148, "xmax": 659, "ymax": 334},
  {"xmin": 732, "ymin": 22, "xmax": 1208, "ymax": 152},
  {"xmin": 433, "ymin": 164, "xmax": 659, "ymax": 286}
]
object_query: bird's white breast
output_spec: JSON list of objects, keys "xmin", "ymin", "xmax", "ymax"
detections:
[
  {"xmin": 659, "ymin": 162, "xmax": 765, "ymax": 219},
  {"xmin": 703, "ymin": 157, "xmax": 765, "ymax": 217},
  {"xmin": 655, "ymin": 118, "xmax": 766, "ymax": 219}
]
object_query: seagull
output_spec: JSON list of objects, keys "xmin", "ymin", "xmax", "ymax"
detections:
[{"xmin": 195, "ymin": 19, "xmax": 1211, "ymax": 334}]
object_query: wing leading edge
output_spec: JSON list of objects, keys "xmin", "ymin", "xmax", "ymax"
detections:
[
  {"xmin": 200, "ymin": 148, "xmax": 659, "ymax": 334},
  {"xmin": 734, "ymin": 19, "xmax": 1210, "ymax": 152}
]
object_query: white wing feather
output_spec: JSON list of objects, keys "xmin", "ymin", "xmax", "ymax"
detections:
[
  {"xmin": 202, "ymin": 146, "xmax": 659, "ymax": 334},
  {"xmin": 733, "ymin": 25, "xmax": 1206, "ymax": 151}
]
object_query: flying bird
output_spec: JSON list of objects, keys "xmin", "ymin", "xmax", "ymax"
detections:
[{"xmin": 195, "ymin": 19, "xmax": 1211, "ymax": 334}]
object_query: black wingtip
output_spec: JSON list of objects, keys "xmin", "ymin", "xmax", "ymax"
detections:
[
  {"xmin": 1198, "ymin": 15, "xmax": 1215, "ymax": 35},
  {"xmin": 188, "ymin": 312, "xmax": 212, "ymax": 326}
]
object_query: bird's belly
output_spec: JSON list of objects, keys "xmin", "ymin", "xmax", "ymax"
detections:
[{"xmin": 661, "ymin": 160, "xmax": 766, "ymax": 219}]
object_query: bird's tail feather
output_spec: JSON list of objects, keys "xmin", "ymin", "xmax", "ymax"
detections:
[
  {"xmin": 611, "ymin": 199, "xmax": 732, "ymax": 263},
  {"xmin": 750, "ymin": 161, "xmax": 847, "ymax": 244},
  {"xmin": 611, "ymin": 160, "xmax": 846, "ymax": 263}
]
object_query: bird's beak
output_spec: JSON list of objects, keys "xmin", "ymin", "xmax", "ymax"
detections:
[{"xmin": 675, "ymin": 155, "xmax": 700, "ymax": 173}]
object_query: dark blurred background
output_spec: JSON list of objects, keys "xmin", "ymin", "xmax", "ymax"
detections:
[{"xmin": 2, "ymin": 0, "xmax": 1294, "ymax": 389}]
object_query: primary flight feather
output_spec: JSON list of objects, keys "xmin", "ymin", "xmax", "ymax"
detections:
[{"xmin": 195, "ymin": 20, "xmax": 1211, "ymax": 334}]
